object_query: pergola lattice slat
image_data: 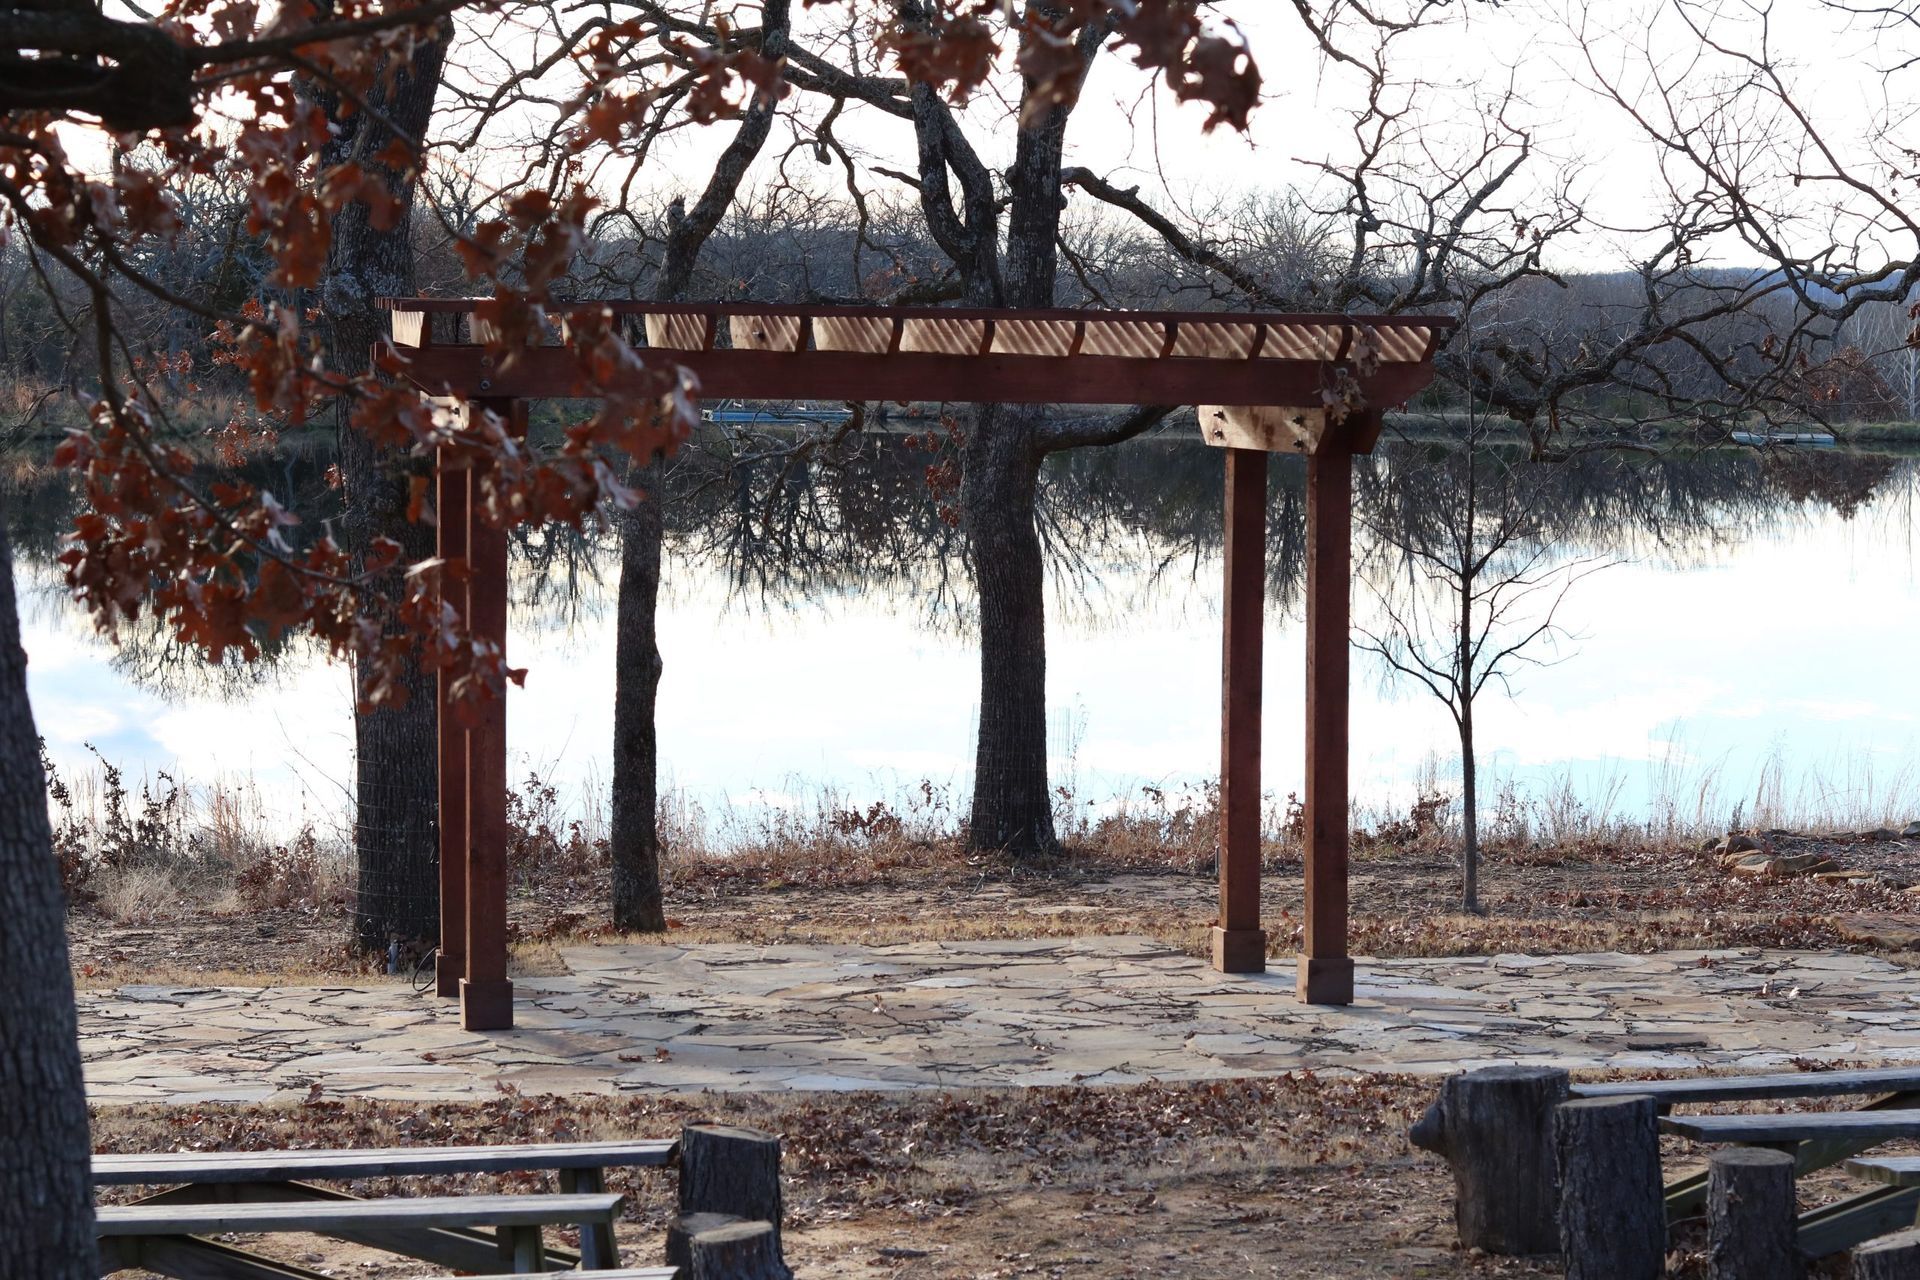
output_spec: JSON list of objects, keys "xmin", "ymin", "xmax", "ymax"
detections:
[
  {"xmin": 379, "ymin": 302, "xmax": 1445, "ymax": 428},
  {"xmin": 377, "ymin": 298, "xmax": 1455, "ymax": 1028}
]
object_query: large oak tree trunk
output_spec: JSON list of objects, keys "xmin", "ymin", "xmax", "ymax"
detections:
[
  {"xmin": 611, "ymin": 461, "xmax": 666, "ymax": 931},
  {"xmin": 0, "ymin": 522, "xmax": 96, "ymax": 1278},
  {"xmin": 606, "ymin": 0, "xmax": 790, "ymax": 927},
  {"xmin": 962, "ymin": 404, "xmax": 1054, "ymax": 853},
  {"xmin": 317, "ymin": 34, "xmax": 449, "ymax": 953},
  {"xmin": 953, "ymin": 15, "xmax": 1086, "ymax": 855}
]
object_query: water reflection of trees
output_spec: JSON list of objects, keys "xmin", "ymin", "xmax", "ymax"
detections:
[
  {"xmin": 653, "ymin": 427, "xmax": 1914, "ymax": 635},
  {"xmin": 6, "ymin": 432, "xmax": 1914, "ymax": 693}
]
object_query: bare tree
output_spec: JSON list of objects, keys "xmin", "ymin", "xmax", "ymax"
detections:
[{"xmin": 1355, "ymin": 402, "xmax": 1607, "ymax": 913}]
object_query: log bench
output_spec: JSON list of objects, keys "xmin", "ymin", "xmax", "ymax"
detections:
[
  {"xmin": 93, "ymin": 1139, "xmax": 674, "ymax": 1277},
  {"xmin": 1662, "ymin": 1110, "xmax": 1920, "ymax": 1257},
  {"xmin": 1417, "ymin": 1066, "xmax": 1920, "ymax": 1263},
  {"xmin": 96, "ymin": 1191, "xmax": 623, "ymax": 1278},
  {"xmin": 1579, "ymin": 1068, "xmax": 1920, "ymax": 1230}
]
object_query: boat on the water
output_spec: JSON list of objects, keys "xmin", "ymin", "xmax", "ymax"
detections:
[
  {"xmin": 1730, "ymin": 426, "xmax": 1837, "ymax": 447},
  {"xmin": 701, "ymin": 400, "xmax": 853, "ymax": 426}
]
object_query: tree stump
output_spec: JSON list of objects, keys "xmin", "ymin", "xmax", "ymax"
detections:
[
  {"xmin": 679, "ymin": 1124, "xmax": 785, "ymax": 1255},
  {"xmin": 1554, "ymin": 1095, "xmax": 1664, "ymax": 1280},
  {"xmin": 1708, "ymin": 1147, "xmax": 1804, "ymax": 1280},
  {"xmin": 1409, "ymin": 1064, "xmax": 1570, "ymax": 1253},
  {"xmin": 666, "ymin": 1211, "xmax": 742, "ymax": 1273},
  {"xmin": 689, "ymin": 1219, "xmax": 791, "ymax": 1280},
  {"xmin": 1854, "ymin": 1226, "xmax": 1920, "ymax": 1279}
]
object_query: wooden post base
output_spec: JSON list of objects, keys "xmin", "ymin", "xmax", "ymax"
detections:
[
  {"xmin": 435, "ymin": 953, "xmax": 463, "ymax": 999},
  {"xmin": 1296, "ymin": 955, "xmax": 1355, "ymax": 1005},
  {"xmin": 460, "ymin": 978, "xmax": 514, "ymax": 1031},
  {"xmin": 1210, "ymin": 927, "xmax": 1267, "ymax": 974}
]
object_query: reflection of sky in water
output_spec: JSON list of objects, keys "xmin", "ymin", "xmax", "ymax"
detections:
[{"xmin": 18, "ymin": 476, "xmax": 1920, "ymax": 839}]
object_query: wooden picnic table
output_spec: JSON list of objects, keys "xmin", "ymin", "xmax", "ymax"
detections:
[
  {"xmin": 93, "ymin": 1139, "xmax": 676, "ymax": 1279},
  {"xmin": 1661, "ymin": 1106, "xmax": 1920, "ymax": 1257}
]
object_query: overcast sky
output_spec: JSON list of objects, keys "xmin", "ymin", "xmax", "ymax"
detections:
[{"xmin": 592, "ymin": 0, "xmax": 1912, "ymax": 275}]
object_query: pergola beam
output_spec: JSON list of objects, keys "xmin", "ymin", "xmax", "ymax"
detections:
[{"xmin": 384, "ymin": 345, "xmax": 1438, "ymax": 418}]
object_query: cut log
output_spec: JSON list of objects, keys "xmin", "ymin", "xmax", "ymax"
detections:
[
  {"xmin": 1554, "ymin": 1095, "xmax": 1664, "ymax": 1280},
  {"xmin": 688, "ymin": 1219, "xmax": 791, "ymax": 1280},
  {"xmin": 1854, "ymin": 1226, "xmax": 1920, "ymax": 1279},
  {"xmin": 666, "ymin": 1212, "xmax": 741, "ymax": 1273},
  {"xmin": 1409, "ymin": 1064, "xmax": 1569, "ymax": 1253},
  {"xmin": 1708, "ymin": 1147, "xmax": 1804, "ymax": 1280},
  {"xmin": 678, "ymin": 1125, "xmax": 783, "ymax": 1254}
]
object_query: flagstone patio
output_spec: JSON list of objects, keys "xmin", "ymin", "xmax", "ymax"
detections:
[{"xmin": 77, "ymin": 937, "xmax": 1920, "ymax": 1105}]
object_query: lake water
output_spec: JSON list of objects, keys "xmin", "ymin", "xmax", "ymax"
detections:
[{"xmin": 12, "ymin": 432, "xmax": 1920, "ymax": 842}]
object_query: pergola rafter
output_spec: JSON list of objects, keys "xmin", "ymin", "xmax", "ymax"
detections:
[{"xmin": 377, "ymin": 298, "xmax": 1456, "ymax": 1030}]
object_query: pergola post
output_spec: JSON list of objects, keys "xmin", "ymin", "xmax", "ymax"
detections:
[
  {"xmin": 1213, "ymin": 447, "xmax": 1267, "ymax": 973},
  {"xmin": 1299, "ymin": 422, "xmax": 1359, "ymax": 1006},
  {"xmin": 459, "ymin": 397, "xmax": 518, "ymax": 1031},
  {"xmin": 434, "ymin": 440, "xmax": 469, "ymax": 999}
]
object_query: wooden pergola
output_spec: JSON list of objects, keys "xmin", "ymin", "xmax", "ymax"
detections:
[{"xmin": 378, "ymin": 299, "xmax": 1454, "ymax": 1029}]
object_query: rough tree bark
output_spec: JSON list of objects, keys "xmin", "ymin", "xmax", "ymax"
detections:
[
  {"xmin": 961, "ymin": 404, "xmax": 1053, "ymax": 850},
  {"xmin": 314, "ymin": 31, "xmax": 450, "ymax": 952},
  {"xmin": 689, "ymin": 1220, "xmax": 790, "ymax": 1280},
  {"xmin": 609, "ymin": 0, "xmax": 789, "ymax": 930},
  {"xmin": 1855, "ymin": 1227, "xmax": 1920, "ymax": 1279},
  {"xmin": 677, "ymin": 1123, "xmax": 784, "ymax": 1249},
  {"xmin": 1456, "ymin": 455, "xmax": 1480, "ymax": 914},
  {"xmin": 1409, "ymin": 1064, "xmax": 1569, "ymax": 1254},
  {"xmin": 610, "ymin": 457, "xmax": 666, "ymax": 931},
  {"xmin": 943, "ymin": 3, "xmax": 1109, "ymax": 855},
  {"xmin": 1708, "ymin": 1148, "xmax": 1803, "ymax": 1280},
  {"xmin": 1554, "ymin": 1095, "xmax": 1664, "ymax": 1280},
  {"xmin": 0, "ymin": 523, "xmax": 96, "ymax": 1278}
]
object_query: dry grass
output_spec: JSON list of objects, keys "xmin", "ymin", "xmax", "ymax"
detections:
[
  {"xmin": 47, "ymin": 746, "xmax": 353, "ymax": 923},
  {"xmin": 51, "ymin": 749, "xmax": 1920, "ymax": 992}
]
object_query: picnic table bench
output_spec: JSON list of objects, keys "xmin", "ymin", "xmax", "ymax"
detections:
[
  {"xmin": 94, "ymin": 1139, "xmax": 676, "ymax": 1279},
  {"xmin": 1419, "ymin": 1065, "xmax": 1920, "ymax": 1262},
  {"xmin": 1661, "ymin": 1103, "xmax": 1920, "ymax": 1257},
  {"xmin": 98, "ymin": 1192, "xmax": 622, "ymax": 1277}
]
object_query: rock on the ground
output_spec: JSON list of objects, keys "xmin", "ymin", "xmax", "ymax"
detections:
[
  {"xmin": 1722, "ymin": 850, "xmax": 1839, "ymax": 878},
  {"xmin": 1903, "ymin": 820, "xmax": 1920, "ymax": 840}
]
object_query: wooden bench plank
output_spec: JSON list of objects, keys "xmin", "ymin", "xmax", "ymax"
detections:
[
  {"xmin": 1798, "ymin": 1184, "xmax": 1920, "ymax": 1258},
  {"xmin": 1573, "ymin": 1067, "xmax": 1920, "ymax": 1106},
  {"xmin": 93, "ymin": 1140, "xmax": 675, "ymax": 1185},
  {"xmin": 1845, "ymin": 1156, "xmax": 1920, "ymax": 1186},
  {"xmin": 1662, "ymin": 1111, "xmax": 1920, "ymax": 1143},
  {"xmin": 95, "ymin": 1191, "xmax": 623, "ymax": 1237},
  {"xmin": 433, "ymin": 1272, "xmax": 678, "ymax": 1279},
  {"xmin": 1585, "ymin": 1069, "xmax": 1920, "ymax": 1105}
]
